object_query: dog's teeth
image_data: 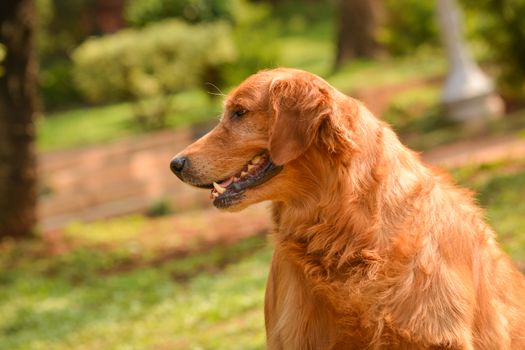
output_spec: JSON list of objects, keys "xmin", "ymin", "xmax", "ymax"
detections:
[
  {"xmin": 247, "ymin": 164, "xmax": 256, "ymax": 172},
  {"xmin": 212, "ymin": 191, "xmax": 219, "ymax": 198},
  {"xmin": 251, "ymin": 155, "xmax": 262, "ymax": 164},
  {"xmin": 240, "ymin": 171, "xmax": 248, "ymax": 178},
  {"xmin": 233, "ymin": 176, "xmax": 240, "ymax": 182},
  {"xmin": 213, "ymin": 182, "xmax": 226, "ymax": 194}
]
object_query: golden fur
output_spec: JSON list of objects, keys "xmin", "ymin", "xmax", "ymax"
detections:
[{"xmin": 173, "ymin": 68, "xmax": 525, "ymax": 349}]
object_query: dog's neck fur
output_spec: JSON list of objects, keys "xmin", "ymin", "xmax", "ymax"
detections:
[{"xmin": 272, "ymin": 102, "xmax": 438, "ymax": 272}]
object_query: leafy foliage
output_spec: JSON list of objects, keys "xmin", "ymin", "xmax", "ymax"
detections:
[
  {"xmin": 220, "ymin": 0, "xmax": 279, "ymax": 85},
  {"xmin": 73, "ymin": 19, "xmax": 235, "ymax": 103},
  {"xmin": 125, "ymin": 0, "xmax": 231, "ymax": 26},
  {"xmin": 36, "ymin": 0, "xmax": 97, "ymax": 60},
  {"xmin": 125, "ymin": 0, "xmax": 279, "ymax": 87},
  {"xmin": 35, "ymin": 0, "xmax": 98, "ymax": 109},
  {"xmin": 379, "ymin": 0, "xmax": 440, "ymax": 55},
  {"xmin": 461, "ymin": 0, "xmax": 525, "ymax": 96},
  {"xmin": 39, "ymin": 60, "xmax": 82, "ymax": 110},
  {"xmin": 72, "ymin": 19, "xmax": 235, "ymax": 129},
  {"xmin": 146, "ymin": 198, "xmax": 173, "ymax": 217}
]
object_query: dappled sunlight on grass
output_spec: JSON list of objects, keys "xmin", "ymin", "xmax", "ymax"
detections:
[
  {"xmin": 63, "ymin": 215, "xmax": 146, "ymax": 244},
  {"xmin": 0, "ymin": 234, "xmax": 270, "ymax": 350}
]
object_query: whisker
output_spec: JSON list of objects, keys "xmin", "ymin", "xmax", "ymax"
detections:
[{"xmin": 205, "ymin": 82, "xmax": 226, "ymax": 96}]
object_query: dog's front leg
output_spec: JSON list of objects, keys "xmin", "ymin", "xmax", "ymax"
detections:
[
  {"xmin": 264, "ymin": 248, "xmax": 339, "ymax": 350},
  {"xmin": 264, "ymin": 255, "xmax": 283, "ymax": 350}
]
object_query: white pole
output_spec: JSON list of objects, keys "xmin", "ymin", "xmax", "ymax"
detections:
[{"xmin": 436, "ymin": 0, "xmax": 503, "ymax": 125}]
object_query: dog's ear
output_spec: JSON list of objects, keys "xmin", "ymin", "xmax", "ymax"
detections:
[{"xmin": 268, "ymin": 76, "xmax": 333, "ymax": 165}]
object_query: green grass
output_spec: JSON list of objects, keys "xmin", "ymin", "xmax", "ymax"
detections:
[
  {"xmin": 39, "ymin": 90, "xmax": 222, "ymax": 152},
  {"xmin": 452, "ymin": 158, "xmax": 525, "ymax": 261},
  {"xmin": 0, "ymin": 234, "xmax": 271, "ymax": 350},
  {"xmin": 38, "ymin": 102, "xmax": 136, "ymax": 152},
  {"xmin": 63, "ymin": 215, "xmax": 147, "ymax": 244},
  {"xmin": 328, "ymin": 54, "xmax": 445, "ymax": 93},
  {"xmin": 1, "ymin": 159, "xmax": 524, "ymax": 349}
]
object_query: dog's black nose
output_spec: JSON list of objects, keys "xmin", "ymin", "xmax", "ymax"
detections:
[{"xmin": 170, "ymin": 156, "xmax": 187, "ymax": 174}]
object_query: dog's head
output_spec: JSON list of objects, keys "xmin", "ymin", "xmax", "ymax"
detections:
[{"xmin": 170, "ymin": 68, "xmax": 356, "ymax": 210}]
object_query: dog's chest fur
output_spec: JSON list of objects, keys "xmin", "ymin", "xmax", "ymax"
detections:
[
  {"xmin": 264, "ymin": 204, "xmax": 507, "ymax": 350},
  {"xmin": 265, "ymin": 240, "xmax": 473, "ymax": 350},
  {"xmin": 265, "ymin": 242, "xmax": 381, "ymax": 349},
  {"xmin": 265, "ymin": 207, "xmax": 395, "ymax": 349}
]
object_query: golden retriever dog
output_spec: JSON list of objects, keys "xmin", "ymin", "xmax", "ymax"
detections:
[{"xmin": 170, "ymin": 68, "xmax": 525, "ymax": 349}]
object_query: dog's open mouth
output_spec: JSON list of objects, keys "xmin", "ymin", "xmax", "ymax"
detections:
[{"xmin": 208, "ymin": 152, "xmax": 282, "ymax": 208}]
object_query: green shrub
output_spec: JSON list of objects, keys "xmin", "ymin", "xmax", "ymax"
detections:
[
  {"xmin": 461, "ymin": 0, "xmax": 525, "ymax": 97},
  {"xmin": 72, "ymin": 19, "xmax": 236, "ymax": 128},
  {"xmin": 124, "ymin": 0, "xmax": 279, "ymax": 87},
  {"xmin": 125, "ymin": 0, "xmax": 231, "ymax": 26},
  {"xmin": 146, "ymin": 198, "xmax": 173, "ymax": 217},
  {"xmin": 221, "ymin": 0, "xmax": 279, "ymax": 85},
  {"xmin": 73, "ymin": 19, "xmax": 235, "ymax": 103},
  {"xmin": 39, "ymin": 60, "xmax": 83, "ymax": 110},
  {"xmin": 379, "ymin": 0, "xmax": 440, "ymax": 56},
  {"xmin": 36, "ymin": 0, "xmax": 105, "ymax": 110},
  {"xmin": 379, "ymin": 1, "xmax": 483, "ymax": 56}
]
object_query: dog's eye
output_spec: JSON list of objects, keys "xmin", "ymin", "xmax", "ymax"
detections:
[{"xmin": 231, "ymin": 109, "xmax": 248, "ymax": 119}]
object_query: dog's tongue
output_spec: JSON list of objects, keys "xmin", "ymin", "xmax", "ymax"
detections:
[{"xmin": 219, "ymin": 177, "xmax": 234, "ymax": 187}]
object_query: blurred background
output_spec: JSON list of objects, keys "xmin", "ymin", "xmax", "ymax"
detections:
[{"xmin": 1, "ymin": 0, "xmax": 524, "ymax": 348}]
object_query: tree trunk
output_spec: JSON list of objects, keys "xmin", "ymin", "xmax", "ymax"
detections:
[
  {"xmin": 0, "ymin": 0, "xmax": 38, "ymax": 239},
  {"xmin": 334, "ymin": 0, "xmax": 382, "ymax": 69}
]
